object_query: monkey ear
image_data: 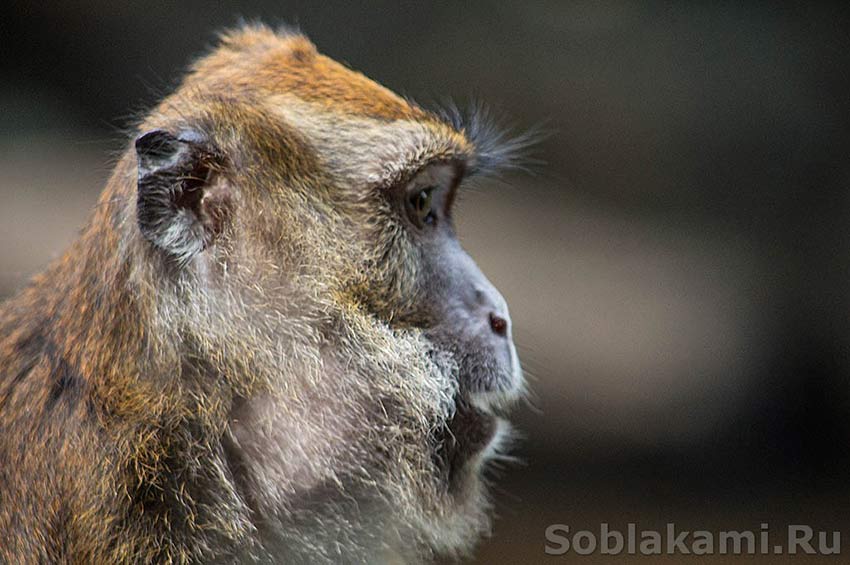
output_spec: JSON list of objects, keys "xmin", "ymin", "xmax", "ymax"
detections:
[{"xmin": 135, "ymin": 129, "xmax": 227, "ymax": 265}]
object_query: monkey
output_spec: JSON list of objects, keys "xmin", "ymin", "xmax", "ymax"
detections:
[{"xmin": 0, "ymin": 24, "xmax": 528, "ymax": 564}]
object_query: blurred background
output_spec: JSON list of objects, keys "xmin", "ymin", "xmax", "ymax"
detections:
[{"xmin": 2, "ymin": 2, "xmax": 850, "ymax": 562}]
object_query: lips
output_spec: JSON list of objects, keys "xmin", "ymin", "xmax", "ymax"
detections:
[{"xmin": 426, "ymin": 338, "xmax": 523, "ymax": 489}]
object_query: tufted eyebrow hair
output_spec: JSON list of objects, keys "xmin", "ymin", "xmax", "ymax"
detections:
[{"xmin": 432, "ymin": 100, "xmax": 545, "ymax": 178}]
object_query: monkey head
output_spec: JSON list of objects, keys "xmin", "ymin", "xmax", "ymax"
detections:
[{"xmin": 128, "ymin": 25, "xmax": 527, "ymax": 562}]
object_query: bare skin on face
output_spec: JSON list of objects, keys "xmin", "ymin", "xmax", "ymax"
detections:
[{"xmin": 0, "ymin": 24, "xmax": 526, "ymax": 564}]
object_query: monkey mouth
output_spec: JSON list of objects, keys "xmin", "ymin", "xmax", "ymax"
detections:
[
  {"xmin": 430, "ymin": 345, "xmax": 523, "ymax": 488},
  {"xmin": 433, "ymin": 396, "xmax": 505, "ymax": 490}
]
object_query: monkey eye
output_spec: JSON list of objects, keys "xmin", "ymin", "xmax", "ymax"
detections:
[{"xmin": 407, "ymin": 187, "xmax": 436, "ymax": 227}]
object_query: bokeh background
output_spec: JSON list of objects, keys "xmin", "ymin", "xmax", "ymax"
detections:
[{"xmin": 3, "ymin": 2, "xmax": 850, "ymax": 563}]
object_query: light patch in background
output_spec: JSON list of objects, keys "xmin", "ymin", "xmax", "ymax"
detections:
[{"xmin": 0, "ymin": 138, "xmax": 109, "ymax": 295}]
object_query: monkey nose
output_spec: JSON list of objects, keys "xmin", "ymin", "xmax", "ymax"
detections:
[{"xmin": 489, "ymin": 312, "xmax": 509, "ymax": 337}]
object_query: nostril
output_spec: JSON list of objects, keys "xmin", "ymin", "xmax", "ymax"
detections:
[{"xmin": 489, "ymin": 313, "xmax": 508, "ymax": 337}]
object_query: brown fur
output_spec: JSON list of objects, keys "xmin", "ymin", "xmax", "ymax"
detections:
[{"xmin": 0, "ymin": 25, "xmax": 517, "ymax": 564}]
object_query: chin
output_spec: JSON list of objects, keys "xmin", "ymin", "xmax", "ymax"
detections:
[
  {"xmin": 411, "ymin": 429, "xmax": 516, "ymax": 562},
  {"xmin": 406, "ymin": 389, "xmax": 519, "ymax": 560}
]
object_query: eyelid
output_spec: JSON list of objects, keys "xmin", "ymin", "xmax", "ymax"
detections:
[
  {"xmin": 400, "ymin": 161, "xmax": 465, "ymax": 218},
  {"xmin": 443, "ymin": 162, "xmax": 465, "ymax": 215},
  {"xmin": 408, "ymin": 184, "xmax": 441, "ymax": 210},
  {"xmin": 403, "ymin": 161, "xmax": 463, "ymax": 192}
]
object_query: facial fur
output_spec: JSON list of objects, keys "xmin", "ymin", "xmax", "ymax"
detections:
[{"xmin": 0, "ymin": 24, "xmax": 528, "ymax": 564}]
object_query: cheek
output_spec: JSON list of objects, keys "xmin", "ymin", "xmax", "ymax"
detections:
[{"xmin": 358, "ymin": 225, "xmax": 428, "ymax": 319}]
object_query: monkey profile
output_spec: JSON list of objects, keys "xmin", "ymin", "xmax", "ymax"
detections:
[{"xmin": 0, "ymin": 25, "xmax": 527, "ymax": 564}]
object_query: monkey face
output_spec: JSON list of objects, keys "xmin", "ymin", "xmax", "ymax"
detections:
[
  {"xmin": 391, "ymin": 163, "xmax": 523, "ymax": 477},
  {"xmin": 406, "ymin": 167, "xmax": 521, "ymax": 399}
]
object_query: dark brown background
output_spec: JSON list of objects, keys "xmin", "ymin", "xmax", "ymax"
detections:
[{"xmin": 2, "ymin": 2, "xmax": 850, "ymax": 563}]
